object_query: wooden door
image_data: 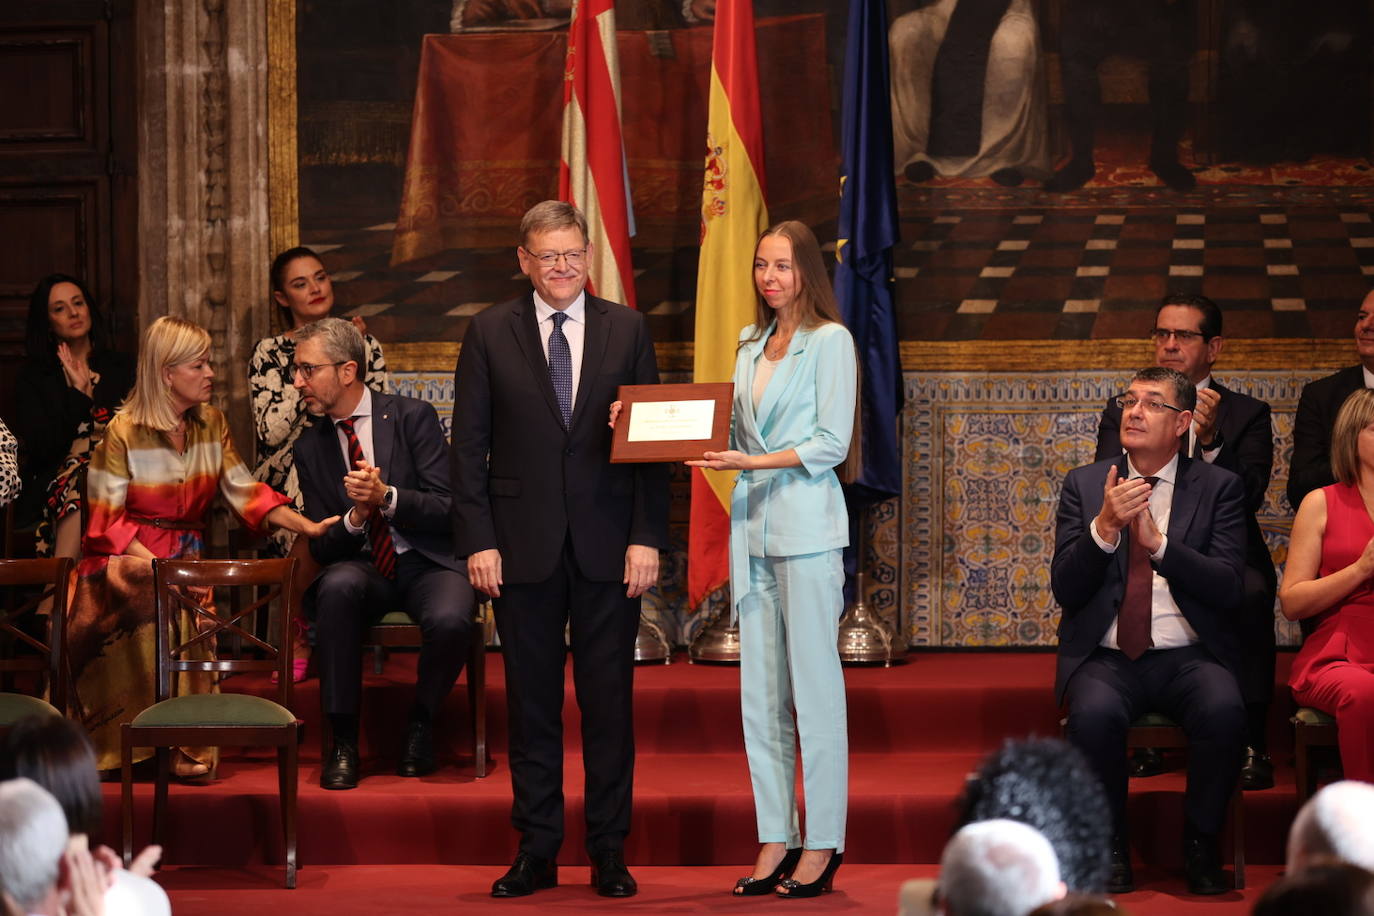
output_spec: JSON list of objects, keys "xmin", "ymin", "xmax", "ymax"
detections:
[{"xmin": 0, "ymin": 0, "xmax": 137, "ymax": 416}]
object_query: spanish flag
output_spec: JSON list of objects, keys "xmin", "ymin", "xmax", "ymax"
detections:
[
  {"xmin": 688, "ymin": 0, "xmax": 769, "ymax": 609},
  {"xmin": 559, "ymin": 0, "xmax": 636, "ymax": 308}
]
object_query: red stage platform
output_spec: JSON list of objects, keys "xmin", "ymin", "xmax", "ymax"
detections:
[{"xmin": 99, "ymin": 650, "xmax": 1305, "ymax": 913}]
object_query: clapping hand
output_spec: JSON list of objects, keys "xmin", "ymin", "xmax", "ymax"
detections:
[{"xmin": 57, "ymin": 342, "xmax": 94, "ymax": 396}]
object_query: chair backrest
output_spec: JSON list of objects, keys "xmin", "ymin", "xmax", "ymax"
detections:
[
  {"xmin": 0, "ymin": 557, "xmax": 74, "ymax": 714},
  {"xmin": 151, "ymin": 558, "xmax": 296, "ymax": 709}
]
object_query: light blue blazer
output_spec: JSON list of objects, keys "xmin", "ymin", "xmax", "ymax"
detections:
[{"xmin": 729, "ymin": 320, "xmax": 857, "ymax": 611}]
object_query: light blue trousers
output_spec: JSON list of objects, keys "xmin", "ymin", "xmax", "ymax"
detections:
[{"xmin": 738, "ymin": 550, "xmax": 848, "ymax": 852}]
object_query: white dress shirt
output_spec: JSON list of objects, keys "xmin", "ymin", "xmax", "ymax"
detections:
[
  {"xmin": 335, "ymin": 388, "xmax": 411, "ymax": 554},
  {"xmin": 533, "ymin": 291, "xmax": 586, "ymax": 408},
  {"xmin": 1091, "ymin": 453, "xmax": 1200, "ymax": 651}
]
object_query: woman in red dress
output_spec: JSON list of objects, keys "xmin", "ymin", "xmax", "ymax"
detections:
[{"xmin": 1281, "ymin": 387, "xmax": 1374, "ymax": 782}]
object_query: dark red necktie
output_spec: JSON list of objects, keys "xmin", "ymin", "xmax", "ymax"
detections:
[
  {"xmin": 338, "ymin": 417, "xmax": 397, "ymax": 579},
  {"xmin": 1117, "ymin": 475, "xmax": 1158, "ymax": 661}
]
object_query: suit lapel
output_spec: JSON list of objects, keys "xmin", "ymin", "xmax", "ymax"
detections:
[
  {"xmin": 1112, "ymin": 455, "xmax": 1131, "ymax": 582},
  {"xmin": 509, "ymin": 295, "xmax": 565, "ymax": 429},
  {"xmin": 371, "ymin": 392, "xmax": 396, "ymax": 480},
  {"xmin": 1168, "ymin": 455, "xmax": 1202, "ymax": 544},
  {"xmin": 310, "ymin": 416, "xmax": 349, "ymax": 514},
  {"xmin": 571, "ymin": 296, "xmax": 609, "ymax": 429},
  {"xmin": 755, "ymin": 326, "xmax": 811, "ymax": 434},
  {"xmin": 734, "ymin": 334, "xmax": 766, "ymax": 449}
]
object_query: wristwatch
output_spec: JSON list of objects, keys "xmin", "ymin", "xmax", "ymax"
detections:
[
  {"xmin": 380, "ymin": 486, "xmax": 396, "ymax": 513},
  {"xmin": 1199, "ymin": 431, "xmax": 1224, "ymax": 451}
]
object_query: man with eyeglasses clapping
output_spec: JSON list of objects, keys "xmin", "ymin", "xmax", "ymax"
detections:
[
  {"xmin": 1095, "ymin": 295, "xmax": 1278, "ymax": 795},
  {"xmin": 1053, "ymin": 365, "xmax": 1248, "ymax": 896}
]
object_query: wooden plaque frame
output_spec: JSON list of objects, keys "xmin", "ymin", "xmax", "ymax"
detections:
[{"xmin": 610, "ymin": 382, "xmax": 733, "ymax": 463}]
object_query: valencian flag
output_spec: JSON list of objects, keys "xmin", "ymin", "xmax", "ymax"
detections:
[
  {"xmin": 688, "ymin": 0, "xmax": 769, "ymax": 608},
  {"xmin": 559, "ymin": 0, "xmax": 637, "ymax": 308},
  {"xmin": 835, "ymin": 0, "xmax": 903, "ymax": 503}
]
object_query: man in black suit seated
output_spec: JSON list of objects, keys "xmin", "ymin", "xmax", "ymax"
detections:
[
  {"xmin": 1288, "ymin": 287, "xmax": 1374, "ymax": 512},
  {"xmin": 1053, "ymin": 366, "xmax": 1247, "ymax": 895},
  {"xmin": 291, "ymin": 317, "xmax": 476, "ymax": 790},
  {"xmin": 1095, "ymin": 294, "xmax": 1277, "ymax": 790}
]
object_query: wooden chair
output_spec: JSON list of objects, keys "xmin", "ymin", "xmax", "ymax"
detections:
[
  {"xmin": 1128, "ymin": 713, "xmax": 1245, "ymax": 889},
  {"xmin": 0, "ymin": 558, "xmax": 73, "ymax": 732},
  {"xmin": 1292, "ymin": 707, "xmax": 1339, "ymax": 805},
  {"xmin": 121, "ymin": 558, "xmax": 301, "ymax": 888},
  {"xmin": 343, "ymin": 600, "xmax": 490, "ymax": 777}
]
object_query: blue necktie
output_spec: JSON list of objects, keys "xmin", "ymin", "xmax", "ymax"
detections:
[{"xmin": 548, "ymin": 311, "xmax": 572, "ymax": 427}]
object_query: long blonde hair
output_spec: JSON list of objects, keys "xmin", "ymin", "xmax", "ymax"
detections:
[
  {"xmin": 1331, "ymin": 388, "xmax": 1374, "ymax": 486},
  {"xmin": 743, "ymin": 221, "xmax": 863, "ymax": 484},
  {"xmin": 121, "ymin": 316, "xmax": 212, "ymax": 431}
]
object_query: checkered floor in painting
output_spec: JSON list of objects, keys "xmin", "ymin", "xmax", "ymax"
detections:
[{"xmin": 304, "ymin": 193, "xmax": 1374, "ymax": 347}]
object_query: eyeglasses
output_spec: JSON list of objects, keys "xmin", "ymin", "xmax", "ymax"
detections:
[
  {"xmin": 288, "ymin": 360, "xmax": 345, "ymax": 380},
  {"xmin": 1149, "ymin": 328, "xmax": 1207, "ymax": 343},
  {"xmin": 1115, "ymin": 395, "xmax": 1186, "ymax": 414},
  {"xmin": 524, "ymin": 247, "xmax": 587, "ymax": 266}
]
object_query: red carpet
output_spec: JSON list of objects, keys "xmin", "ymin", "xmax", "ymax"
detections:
[{"xmin": 90, "ymin": 650, "xmax": 1307, "ymax": 911}]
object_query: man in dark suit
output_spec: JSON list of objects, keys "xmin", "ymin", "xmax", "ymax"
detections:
[
  {"xmin": 291, "ymin": 317, "xmax": 476, "ymax": 790},
  {"xmin": 1095, "ymin": 295, "xmax": 1277, "ymax": 790},
  {"xmin": 450, "ymin": 201, "xmax": 669, "ymax": 898},
  {"xmin": 1053, "ymin": 366, "xmax": 1247, "ymax": 895},
  {"xmin": 1288, "ymin": 288, "xmax": 1374, "ymax": 511}
]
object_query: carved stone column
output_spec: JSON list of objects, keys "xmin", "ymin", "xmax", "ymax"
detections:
[{"xmin": 137, "ymin": 0, "xmax": 272, "ymax": 444}]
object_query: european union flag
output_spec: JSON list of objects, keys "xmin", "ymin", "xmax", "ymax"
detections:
[{"xmin": 835, "ymin": 0, "xmax": 903, "ymax": 505}]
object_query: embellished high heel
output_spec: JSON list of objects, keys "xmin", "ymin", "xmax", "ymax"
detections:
[
  {"xmin": 776, "ymin": 851, "xmax": 843, "ymax": 898},
  {"xmin": 732, "ymin": 847, "xmax": 801, "ymax": 896},
  {"xmin": 272, "ymin": 618, "xmax": 311, "ymax": 684}
]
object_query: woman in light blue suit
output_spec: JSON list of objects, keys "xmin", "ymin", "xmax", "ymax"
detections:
[{"xmin": 689, "ymin": 220, "xmax": 860, "ymax": 899}]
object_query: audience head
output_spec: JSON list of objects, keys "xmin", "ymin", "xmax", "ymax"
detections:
[
  {"xmin": 1328, "ymin": 391, "xmax": 1374, "ymax": 488},
  {"xmin": 123, "ymin": 316, "xmax": 214, "ymax": 431},
  {"xmin": 1116, "ymin": 367, "xmax": 1195, "ymax": 467},
  {"xmin": 1253, "ymin": 860, "xmax": 1374, "ymax": 916},
  {"xmin": 26, "ymin": 274, "xmax": 107, "ymax": 363},
  {"xmin": 1152, "ymin": 293, "xmax": 1223, "ymax": 385},
  {"xmin": 937, "ymin": 819, "xmax": 1066, "ymax": 916},
  {"xmin": 291, "ymin": 317, "xmax": 367, "ymax": 419},
  {"xmin": 517, "ymin": 200, "xmax": 590, "ymax": 311},
  {"xmin": 1287, "ymin": 780, "xmax": 1374, "ymax": 873},
  {"xmin": 751, "ymin": 220, "xmax": 842, "ymax": 331},
  {"xmin": 1356, "ymin": 288, "xmax": 1374, "ymax": 371},
  {"xmin": 0, "ymin": 716, "xmax": 102, "ymax": 841},
  {"xmin": 270, "ymin": 246, "xmax": 335, "ymax": 331},
  {"xmin": 955, "ymin": 738, "xmax": 1112, "ymax": 893},
  {"xmin": 0, "ymin": 778, "xmax": 68, "ymax": 916}
]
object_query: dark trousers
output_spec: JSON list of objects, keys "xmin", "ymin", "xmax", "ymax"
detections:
[
  {"xmin": 1058, "ymin": 0, "xmax": 1195, "ymax": 162},
  {"xmin": 495, "ymin": 536, "xmax": 640, "ymax": 860},
  {"xmin": 310, "ymin": 550, "xmax": 476, "ymax": 721},
  {"xmin": 1064, "ymin": 645, "xmax": 1245, "ymax": 838},
  {"xmin": 1239, "ymin": 564, "xmax": 1278, "ymax": 750}
]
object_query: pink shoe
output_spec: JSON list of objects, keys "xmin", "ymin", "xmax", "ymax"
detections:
[{"xmin": 270, "ymin": 657, "xmax": 310, "ymax": 684}]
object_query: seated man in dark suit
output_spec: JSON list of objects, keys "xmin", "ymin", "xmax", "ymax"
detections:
[
  {"xmin": 1289, "ymin": 287, "xmax": 1374, "ymax": 512},
  {"xmin": 1053, "ymin": 366, "xmax": 1247, "ymax": 895},
  {"xmin": 291, "ymin": 317, "xmax": 476, "ymax": 790},
  {"xmin": 1095, "ymin": 294, "xmax": 1276, "ymax": 790}
]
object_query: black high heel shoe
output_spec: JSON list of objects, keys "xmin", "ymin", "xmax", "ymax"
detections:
[
  {"xmin": 732, "ymin": 847, "xmax": 802, "ymax": 896},
  {"xmin": 776, "ymin": 851, "xmax": 843, "ymax": 898}
]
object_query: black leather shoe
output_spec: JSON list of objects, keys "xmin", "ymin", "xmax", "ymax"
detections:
[
  {"xmin": 1184, "ymin": 834, "xmax": 1229, "ymax": 895},
  {"xmin": 1149, "ymin": 156, "xmax": 1198, "ymax": 192},
  {"xmin": 1130, "ymin": 746, "xmax": 1165, "ymax": 778},
  {"xmin": 397, "ymin": 720, "xmax": 436, "ymax": 777},
  {"xmin": 1240, "ymin": 747, "xmax": 1275, "ymax": 791},
  {"xmin": 491, "ymin": 852, "xmax": 557, "ymax": 897},
  {"xmin": 590, "ymin": 849, "xmax": 637, "ymax": 898},
  {"xmin": 1107, "ymin": 836, "xmax": 1134, "ymax": 895},
  {"xmin": 321, "ymin": 741, "xmax": 359, "ymax": 790}
]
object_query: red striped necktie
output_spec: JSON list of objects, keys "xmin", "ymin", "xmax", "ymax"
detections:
[{"xmin": 337, "ymin": 417, "xmax": 397, "ymax": 579}]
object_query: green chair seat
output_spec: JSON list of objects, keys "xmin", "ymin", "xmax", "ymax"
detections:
[
  {"xmin": 132, "ymin": 693, "xmax": 296, "ymax": 727},
  {"xmin": 377, "ymin": 611, "xmax": 417, "ymax": 626},
  {"xmin": 1131, "ymin": 712, "xmax": 1178, "ymax": 728},
  {"xmin": 0, "ymin": 692, "xmax": 61, "ymax": 725},
  {"xmin": 1294, "ymin": 707, "xmax": 1337, "ymax": 727}
]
